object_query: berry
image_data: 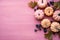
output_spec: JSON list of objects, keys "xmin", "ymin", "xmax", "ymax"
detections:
[
  {"xmin": 53, "ymin": 7, "xmax": 56, "ymax": 11},
  {"xmin": 36, "ymin": 24, "xmax": 41, "ymax": 30},
  {"xmin": 47, "ymin": 3, "xmax": 50, "ymax": 6},
  {"xmin": 34, "ymin": 29, "xmax": 38, "ymax": 32},
  {"xmin": 36, "ymin": 24, "xmax": 39, "ymax": 28},
  {"xmin": 34, "ymin": 6, "xmax": 39, "ymax": 11},
  {"xmin": 38, "ymin": 24, "xmax": 42, "ymax": 30},
  {"xmin": 43, "ymin": 28, "xmax": 47, "ymax": 33},
  {"xmin": 50, "ymin": 1, "xmax": 54, "ymax": 5},
  {"xmin": 34, "ymin": 9, "xmax": 37, "ymax": 11}
]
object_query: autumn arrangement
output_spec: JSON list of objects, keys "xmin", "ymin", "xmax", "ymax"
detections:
[{"xmin": 28, "ymin": 0, "xmax": 60, "ymax": 40}]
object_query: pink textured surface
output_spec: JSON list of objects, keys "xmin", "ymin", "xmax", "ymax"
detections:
[{"xmin": 0, "ymin": 0, "xmax": 60, "ymax": 40}]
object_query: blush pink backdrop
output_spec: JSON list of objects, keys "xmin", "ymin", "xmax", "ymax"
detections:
[{"xmin": 0, "ymin": 0, "xmax": 60, "ymax": 40}]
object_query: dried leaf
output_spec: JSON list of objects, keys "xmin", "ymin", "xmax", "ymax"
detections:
[
  {"xmin": 58, "ymin": 32, "xmax": 60, "ymax": 38},
  {"xmin": 44, "ymin": 30, "xmax": 53, "ymax": 40},
  {"xmin": 57, "ymin": 1, "xmax": 60, "ymax": 9},
  {"xmin": 54, "ymin": 1, "xmax": 60, "ymax": 9},
  {"xmin": 28, "ymin": 1, "xmax": 37, "ymax": 8},
  {"xmin": 54, "ymin": 2, "xmax": 58, "ymax": 7}
]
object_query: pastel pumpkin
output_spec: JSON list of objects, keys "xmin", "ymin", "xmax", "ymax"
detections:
[
  {"xmin": 53, "ymin": 10, "xmax": 60, "ymax": 21},
  {"xmin": 41, "ymin": 19, "xmax": 51, "ymax": 28},
  {"xmin": 34, "ymin": 9, "xmax": 44, "ymax": 20},
  {"xmin": 50, "ymin": 22, "xmax": 60, "ymax": 32},
  {"xmin": 44, "ymin": 7, "xmax": 54, "ymax": 16},
  {"xmin": 37, "ymin": 0, "xmax": 47, "ymax": 8}
]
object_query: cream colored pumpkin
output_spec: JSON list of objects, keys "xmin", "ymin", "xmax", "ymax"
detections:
[
  {"xmin": 50, "ymin": 22, "xmax": 60, "ymax": 32},
  {"xmin": 44, "ymin": 7, "xmax": 54, "ymax": 16},
  {"xmin": 37, "ymin": 0, "xmax": 47, "ymax": 8},
  {"xmin": 41, "ymin": 19, "xmax": 51, "ymax": 28}
]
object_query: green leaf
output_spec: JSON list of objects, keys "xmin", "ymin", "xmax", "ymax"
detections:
[
  {"xmin": 44, "ymin": 30, "xmax": 53, "ymax": 40},
  {"xmin": 28, "ymin": 1, "xmax": 37, "ymax": 8}
]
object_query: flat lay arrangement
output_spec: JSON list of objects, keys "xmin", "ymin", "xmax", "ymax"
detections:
[{"xmin": 28, "ymin": 0, "xmax": 60, "ymax": 40}]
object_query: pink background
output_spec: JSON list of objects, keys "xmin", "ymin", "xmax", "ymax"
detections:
[{"xmin": 0, "ymin": 0, "xmax": 60, "ymax": 40}]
